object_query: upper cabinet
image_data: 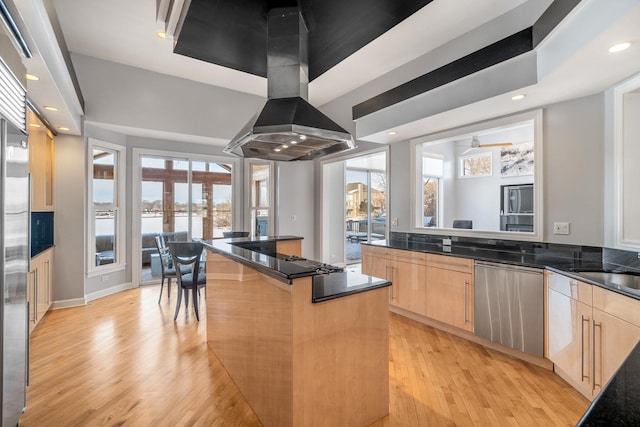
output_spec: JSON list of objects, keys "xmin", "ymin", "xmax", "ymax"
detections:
[{"xmin": 28, "ymin": 109, "xmax": 54, "ymax": 212}]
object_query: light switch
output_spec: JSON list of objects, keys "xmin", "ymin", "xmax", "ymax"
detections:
[{"xmin": 553, "ymin": 222, "xmax": 570, "ymax": 235}]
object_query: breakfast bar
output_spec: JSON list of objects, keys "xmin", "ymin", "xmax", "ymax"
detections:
[{"xmin": 201, "ymin": 236, "xmax": 391, "ymax": 427}]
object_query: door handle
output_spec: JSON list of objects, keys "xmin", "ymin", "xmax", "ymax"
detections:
[
  {"xmin": 581, "ymin": 315, "xmax": 590, "ymax": 381},
  {"xmin": 592, "ymin": 320, "xmax": 602, "ymax": 391},
  {"xmin": 464, "ymin": 280, "xmax": 469, "ymax": 324}
]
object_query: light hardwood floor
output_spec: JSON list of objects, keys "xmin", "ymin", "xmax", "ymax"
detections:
[{"xmin": 19, "ymin": 285, "xmax": 589, "ymax": 426}]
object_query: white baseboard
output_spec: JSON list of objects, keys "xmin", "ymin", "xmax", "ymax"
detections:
[
  {"xmin": 51, "ymin": 298, "xmax": 87, "ymax": 309},
  {"xmin": 85, "ymin": 282, "xmax": 137, "ymax": 303}
]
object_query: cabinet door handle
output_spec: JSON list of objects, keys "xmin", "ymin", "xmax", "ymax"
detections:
[
  {"xmin": 34, "ymin": 269, "xmax": 38, "ymax": 322},
  {"xmin": 581, "ymin": 315, "xmax": 590, "ymax": 381},
  {"xmin": 29, "ymin": 271, "xmax": 35, "ymax": 323},
  {"xmin": 45, "ymin": 259, "xmax": 50, "ymax": 304},
  {"xmin": 387, "ymin": 265, "xmax": 396, "ymax": 300},
  {"xmin": 464, "ymin": 280, "xmax": 469, "ymax": 324},
  {"xmin": 592, "ymin": 320, "xmax": 602, "ymax": 391}
]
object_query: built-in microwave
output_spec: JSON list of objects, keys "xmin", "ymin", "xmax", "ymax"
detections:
[{"xmin": 502, "ymin": 184, "xmax": 534, "ymax": 214}]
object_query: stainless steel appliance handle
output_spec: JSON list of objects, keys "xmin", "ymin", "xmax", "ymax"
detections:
[
  {"xmin": 474, "ymin": 261, "xmax": 542, "ymax": 275},
  {"xmin": 581, "ymin": 315, "xmax": 589, "ymax": 381}
]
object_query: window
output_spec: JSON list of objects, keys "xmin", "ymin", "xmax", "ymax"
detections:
[
  {"xmin": 410, "ymin": 110, "xmax": 543, "ymax": 239},
  {"xmin": 422, "ymin": 155, "xmax": 443, "ymax": 227},
  {"xmin": 459, "ymin": 153, "xmax": 492, "ymax": 178},
  {"xmin": 249, "ymin": 162, "xmax": 274, "ymax": 237},
  {"xmin": 88, "ymin": 140, "xmax": 126, "ymax": 275},
  {"xmin": 136, "ymin": 152, "xmax": 236, "ymax": 284}
]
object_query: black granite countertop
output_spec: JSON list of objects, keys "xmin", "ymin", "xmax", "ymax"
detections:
[
  {"xmin": 577, "ymin": 341, "xmax": 640, "ymax": 426},
  {"xmin": 364, "ymin": 239, "xmax": 604, "ymax": 271},
  {"xmin": 201, "ymin": 236, "xmax": 390, "ymax": 303},
  {"xmin": 312, "ymin": 271, "xmax": 390, "ymax": 303}
]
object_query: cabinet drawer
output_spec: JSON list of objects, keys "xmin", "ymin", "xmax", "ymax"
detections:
[
  {"xmin": 546, "ymin": 270, "xmax": 592, "ymax": 305},
  {"xmin": 361, "ymin": 245, "xmax": 391, "ymax": 257},
  {"xmin": 593, "ymin": 286, "xmax": 640, "ymax": 328},
  {"xmin": 426, "ymin": 254, "xmax": 472, "ymax": 274},
  {"xmin": 388, "ymin": 248, "xmax": 426, "ymax": 264}
]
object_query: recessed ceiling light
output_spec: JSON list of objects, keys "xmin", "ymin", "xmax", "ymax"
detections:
[
  {"xmin": 274, "ymin": 148, "xmax": 281, "ymax": 152},
  {"xmin": 511, "ymin": 94, "xmax": 526, "ymax": 101},
  {"xmin": 29, "ymin": 123, "xmax": 40, "ymax": 128},
  {"xmin": 58, "ymin": 126, "xmax": 70, "ymax": 131},
  {"xmin": 281, "ymin": 144, "xmax": 288, "ymax": 149},
  {"xmin": 608, "ymin": 41, "xmax": 631, "ymax": 53},
  {"xmin": 43, "ymin": 106, "xmax": 58, "ymax": 111},
  {"xmin": 290, "ymin": 140, "xmax": 298, "ymax": 145},
  {"xmin": 25, "ymin": 73, "xmax": 39, "ymax": 81},
  {"xmin": 388, "ymin": 131, "xmax": 397, "ymax": 135},
  {"xmin": 156, "ymin": 31, "xmax": 167, "ymax": 39},
  {"xmin": 299, "ymin": 135, "xmax": 307, "ymax": 140}
]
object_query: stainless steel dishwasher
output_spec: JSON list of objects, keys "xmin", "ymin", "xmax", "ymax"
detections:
[{"xmin": 474, "ymin": 261, "xmax": 544, "ymax": 355}]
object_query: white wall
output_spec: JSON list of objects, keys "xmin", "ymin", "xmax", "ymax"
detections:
[
  {"xmin": 389, "ymin": 93, "xmax": 605, "ymax": 246},
  {"xmin": 276, "ymin": 162, "xmax": 316, "ymax": 258},
  {"xmin": 542, "ymin": 93, "xmax": 604, "ymax": 245},
  {"xmin": 52, "ymin": 134, "xmax": 86, "ymax": 304},
  {"xmin": 321, "ymin": 160, "xmax": 346, "ymax": 264}
]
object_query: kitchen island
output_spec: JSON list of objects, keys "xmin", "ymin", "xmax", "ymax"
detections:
[{"xmin": 201, "ymin": 236, "xmax": 390, "ymax": 427}]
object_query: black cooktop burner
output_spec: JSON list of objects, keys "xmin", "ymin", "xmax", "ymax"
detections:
[{"xmin": 278, "ymin": 254, "xmax": 344, "ymax": 275}]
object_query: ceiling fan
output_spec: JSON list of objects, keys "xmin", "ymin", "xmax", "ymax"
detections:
[{"xmin": 461, "ymin": 135, "xmax": 512, "ymax": 154}]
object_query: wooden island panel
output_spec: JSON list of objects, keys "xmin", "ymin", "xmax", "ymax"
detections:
[{"xmin": 206, "ymin": 253, "xmax": 389, "ymax": 427}]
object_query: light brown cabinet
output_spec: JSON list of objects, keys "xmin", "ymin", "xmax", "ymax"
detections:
[
  {"xmin": 28, "ymin": 248, "xmax": 54, "ymax": 333},
  {"xmin": 362, "ymin": 246, "xmax": 474, "ymax": 331},
  {"xmin": 28, "ymin": 110, "xmax": 54, "ymax": 212},
  {"xmin": 361, "ymin": 245, "xmax": 427, "ymax": 316},
  {"xmin": 425, "ymin": 254, "xmax": 474, "ymax": 332},
  {"xmin": 546, "ymin": 270, "xmax": 640, "ymax": 398}
]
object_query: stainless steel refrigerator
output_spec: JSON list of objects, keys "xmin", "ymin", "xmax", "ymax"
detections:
[{"xmin": 0, "ymin": 116, "xmax": 28, "ymax": 426}]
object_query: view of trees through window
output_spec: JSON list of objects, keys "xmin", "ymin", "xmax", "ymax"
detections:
[{"xmin": 460, "ymin": 153, "xmax": 492, "ymax": 177}]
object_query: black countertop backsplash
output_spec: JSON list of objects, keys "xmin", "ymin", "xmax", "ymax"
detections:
[{"xmin": 383, "ymin": 232, "xmax": 640, "ymax": 274}]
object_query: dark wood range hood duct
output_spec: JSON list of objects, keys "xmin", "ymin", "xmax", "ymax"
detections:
[{"xmin": 224, "ymin": 7, "xmax": 355, "ymax": 161}]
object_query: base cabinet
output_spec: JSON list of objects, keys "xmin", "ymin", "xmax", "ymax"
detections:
[
  {"xmin": 547, "ymin": 271, "xmax": 640, "ymax": 398},
  {"xmin": 362, "ymin": 246, "xmax": 473, "ymax": 332},
  {"xmin": 28, "ymin": 248, "xmax": 54, "ymax": 333},
  {"xmin": 362, "ymin": 246, "xmax": 427, "ymax": 316},
  {"xmin": 390, "ymin": 257, "xmax": 427, "ymax": 316},
  {"xmin": 426, "ymin": 254, "xmax": 474, "ymax": 332},
  {"xmin": 547, "ymin": 287, "xmax": 593, "ymax": 396}
]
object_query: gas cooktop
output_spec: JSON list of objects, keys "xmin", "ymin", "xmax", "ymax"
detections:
[{"xmin": 278, "ymin": 255, "xmax": 344, "ymax": 275}]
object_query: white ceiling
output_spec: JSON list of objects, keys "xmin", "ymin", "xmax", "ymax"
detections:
[{"xmin": 10, "ymin": 0, "xmax": 640, "ymax": 145}]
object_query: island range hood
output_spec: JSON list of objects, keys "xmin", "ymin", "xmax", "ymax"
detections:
[{"xmin": 223, "ymin": 7, "xmax": 355, "ymax": 161}]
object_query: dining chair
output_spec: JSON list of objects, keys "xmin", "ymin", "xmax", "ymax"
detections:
[
  {"xmin": 154, "ymin": 234, "xmax": 190, "ymax": 303},
  {"xmin": 167, "ymin": 241, "xmax": 207, "ymax": 321}
]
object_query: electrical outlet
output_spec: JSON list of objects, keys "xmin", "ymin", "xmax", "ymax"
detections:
[
  {"xmin": 553, "ymin": 222, "xmax": 570, "ymax": 235},
  {"xmin": 392, "ymin": 218, "xmax": 398, "ymax": 226},
  {"xmin": 443, "ymin": 238, "xmax": 452, "ymax": 246},
  {"xmin": 101, "ymin": 274, "xmax": 110, "ymax": 282}
]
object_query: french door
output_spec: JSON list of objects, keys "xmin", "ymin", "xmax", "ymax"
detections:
[{"xmin": 135, "ymin": 152, "xmax": 235, "ymax": 285}]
